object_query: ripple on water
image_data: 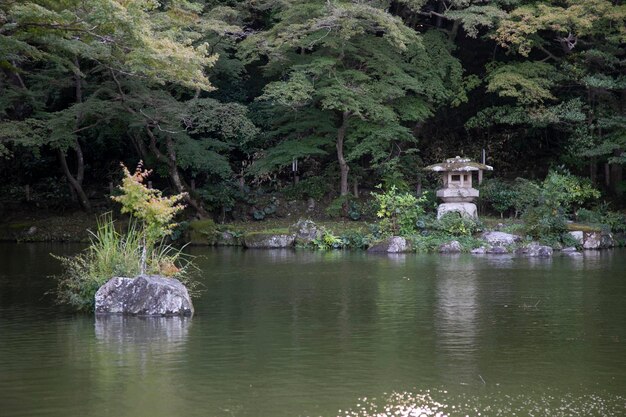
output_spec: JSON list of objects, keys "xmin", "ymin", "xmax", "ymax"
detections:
[{"xmin": 332, "ymin": 388, "xmax": 626, "ymax": 417}]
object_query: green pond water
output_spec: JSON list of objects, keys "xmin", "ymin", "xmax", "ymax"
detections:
[{"xmin": 1, "ymin": 243, "xmax": 625, "ymax": 417}]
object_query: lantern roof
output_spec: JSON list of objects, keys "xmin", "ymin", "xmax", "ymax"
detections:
[{"xmin": 424, "ymin": 156, "xmax": 493, "ymax": 172}]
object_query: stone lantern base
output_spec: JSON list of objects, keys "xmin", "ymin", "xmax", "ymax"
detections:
[{"xmin": 437, "ymin": 202, "xmax": 478, "ymax": 220}]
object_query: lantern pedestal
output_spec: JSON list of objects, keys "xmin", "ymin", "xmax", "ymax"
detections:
[{"xmin": 437, "ymin": 202, "xmax": 478, "ymax": 220}]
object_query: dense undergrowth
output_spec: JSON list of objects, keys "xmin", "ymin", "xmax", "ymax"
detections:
[{"xmin": 184, "ymin": 170, "xmax": 626, "ymax": 253}]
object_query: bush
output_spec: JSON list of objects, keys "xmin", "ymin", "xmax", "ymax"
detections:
[
  {"xmin": 325, "ymin": 195, "xmax": 361, "ymax": 219},
  {"xmin": 522, "ymin": 205, "xmax": 568, "ymax": 240},
  {"xmin": 515, "ymin": 170, "xmax": 600, "ymax": 240},
  {"xmin": 434, "ymin": 212, "xmax": 482, "ymax": 236},
  {"xmin": 339, "ymin": 230, "xmax": 371, "ymax": 249},
  {"xmin": 540, "ymin": 170, "xmax": 600, "ymax": 215},
  {"xmin": 409, "ymin": 232, "xmax": 483, "ymax": 253},
  {"xmin": 479, "ymin": 178, "xmax": 517, "ymax": 218},
  {"xmin": 577, "ymin": 206, "xmax": 626, "ymax": 233},
  {"xmin": 311, "ymin": 228, "xmax": 343, "ymax": 250},
  {"xmin": 373, "ymin": 185, "xmax": 429, "ymax": 236},
  {"xmin": 511, "ymin": 178, "xmax": 541, "ymax": 217}
]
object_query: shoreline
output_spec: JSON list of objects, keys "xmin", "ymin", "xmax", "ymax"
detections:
[{"xmin": 1, "ymin": 212, "xmax": 622, "ymax": 254}]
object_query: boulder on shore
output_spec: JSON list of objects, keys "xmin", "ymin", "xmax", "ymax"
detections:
[
  {"xmin": 216, "ymin": 230, "xmax": 240, "ymax": 246},
  {"xmin": 289, "ymin": 219, "xmax": 322, "ymax": 245},
  {"xmin": 438, "ymin": 240, "xmax": 462, "ymax": 254},
  {"xmin": 95, "ymin": 275, "xmax": 194, "ymax": 317},
  {"xmin": 569, "ymin": 230, "xmax": 615, "ymax": 249},
  {"xmin": 486, "ymin": 246, "xmax": 509, "ymax": 254},
  {"xmin": 243, "ymin": 233, "xmax": 295, "ymax": 248},
  {"xmin": 515, "ymin": 243, "xmax": 553, "ymax": 258},
  {"xmin": 472, "ymin": 245, "xmax": 509, "ymax": 255},
  {"xmin": 368, "ymin": 236, "xmax": 412, "ymax": 253},
  {"xmin": 480, "ymin": 231, "xmax": 521, "ymax": 246},
  {"xmin": 582, "ymin": 231, "xmax": 614, "ymax": 250}
]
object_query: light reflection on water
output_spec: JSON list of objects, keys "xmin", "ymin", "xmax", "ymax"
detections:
[
  {"xmin": 1, "ymin": 243, "xmax": 626, "ymax": 417},
  {"xmin": 336, "ymin": 389, "xmax": 626, "ymax": 417}
]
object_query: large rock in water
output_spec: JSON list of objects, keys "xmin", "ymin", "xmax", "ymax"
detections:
[
  {"xmin": 95, "ymin": 275, "xmax": 194, "ymax": 317},
  {"xmin": 368, "ymin": 236, "xmax": 412, "ymax": 253}
]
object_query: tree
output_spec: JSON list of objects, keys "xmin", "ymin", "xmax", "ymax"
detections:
[
  {"xmin": 490, "ymin": 0, "xmax": 626, "ymax": 192},
  {"xmin": 0, "ymin": 0, "xmax": 216, "ymax": 211},
  {"xmin": 243, "ymin": 0, "xmax": 466, "ymax": 197}
]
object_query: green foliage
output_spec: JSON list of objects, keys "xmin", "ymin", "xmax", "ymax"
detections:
[
  {"xmin": 2, "ymin": 0, "xmax": 217, "ymax": 91},
  {"xmin": 188, "ymin": 219, "xmax": 217, "ymax": 245},
  {"xmin": 445, "ymin": 5, "xmax": 507, "ymax": 38},
  {"xmin": 486, "ymin": 62, "xmax": 559, "ymax": 105},
  {"xmin": 283, "ymin": 177, "xmax": 327, "ymax": 200},
  {"xmin": 112, "ymin": 163, "xmax": 185, "ymax": 246},
  {"xmin": 338, "ymin": 230, "xmax": 371, "ymax": 250},
  {"xmin": 519, "ymin": 170, "xmax": 600, "ymax": 239},
  {"xmin": 244, "ymin": 1, "xmax": 466, "ymax": 190},
  {"xmin": 576, "ymin": 207, "xmax": 626, "ymax": 233},
  {"xmin": 325, "ymin": 196, "xmax": 351, "ymax": 219},
  {"xmin": 540, "ymin": 170, "xmax": 601, "ymax": 214},
  {"xmin": 373, "ymin": 186, "xmax": 428, "ymax": 236},
  {"xmin": 250, "ymin": 196, "xmax": 279, "ymax": 221},
  {"xmin": 410, "ymin": 232, "xmax": 483, "ymax": 253},
  {"xmin": 434, "ymin": 212, "xmax": 482, "ymax": 237},
  {"xmin": 311, "ymin": 227, "xmax": 343, "ymax": 250},
  {"xmin": 2, "ymin": 0, "xmax": 626, "ymax": 220},
  {"xmin": 479, "ymin": 179, "xmax": 518, "ymax": 217},
  {"xmin": 510, "ymin": 178, "xmax": 541, "ymax": 217},
  {"xmin": 495, "ymin": 0, "xmax": 626, "ymax": 57},
  {"xmin": 522, "ymin": 206, "xmax": 568, "ymax": 240},
  {"xmin": 53, "ymin": 214, "xmax": 192, "ymax": 312},
  {"xmin": 560, "ymin": 232, "xmax": 582, "ymax": 249}
]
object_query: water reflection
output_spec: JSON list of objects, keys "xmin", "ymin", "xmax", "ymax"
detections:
[
  {"xmin": 435, "ymin": 256, "xmax": 480, "ymax": 384},
  {"xmin": 478, "ymin": 253, "xmax": 515, "ymax": 268},
  {"xmin": 95, "ymin": 315, "xmax": 191, "ymax": 355},
  {"xmin": 526, "ymin": 255, "xmax": 553, "ymax": 268}
]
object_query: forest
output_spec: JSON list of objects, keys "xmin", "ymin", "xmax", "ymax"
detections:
[{"xmin": 1, "ymin": 0, "xmax": 625, "ymax": 222}]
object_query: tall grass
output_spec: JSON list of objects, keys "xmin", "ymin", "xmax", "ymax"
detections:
[{"xmin": 54, "ymin": 214, "xmax": 193, "ymax": 312}]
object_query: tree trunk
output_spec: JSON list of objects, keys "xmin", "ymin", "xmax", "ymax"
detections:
[
  {"xmin": 337, "ymin": 111, "xmax": 350, "ymax": 196},
  {"xmin": 611, "ymin": 149, "xmax": 623, "ymax": 196},
  {"xmin": 163, "ymin": 136, "xmax": 209, "ymax": 218},
  {"xmin": 144, "ymin": 128, "xmax": 208, "ymax": 217},
  {"xmin": 57, "ymin": 58, "xmax": 90, "ymax": 212},
  {"xmin": 58, "ymin": 148, "xmax": 91, "ymax": 212},
  {"xmin": 590, "ymin": 158, "xmax": 597, "ymax": 185}
]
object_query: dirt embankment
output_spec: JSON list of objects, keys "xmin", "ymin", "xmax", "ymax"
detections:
[{"xmin": 0, "ymin": 209, "xmax": 97, "ymax": 242}]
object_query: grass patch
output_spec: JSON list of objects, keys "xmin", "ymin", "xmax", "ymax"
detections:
[
  {"xmin": 245, "ymin": 228, "xmax": 290, "ymax": 235},
  {"xmin": 567, "ymin": 223, "xmax": 603, "ymax": 232}
]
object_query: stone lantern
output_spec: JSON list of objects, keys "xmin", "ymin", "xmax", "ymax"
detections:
[{"xmin": 424, "ymin": 156, "xmax": 493, "ymax": 219}]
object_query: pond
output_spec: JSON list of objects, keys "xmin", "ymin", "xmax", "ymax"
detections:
[{"xmin": 1, "ymin": 243, "xmax": 625, "ymax": 416}]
